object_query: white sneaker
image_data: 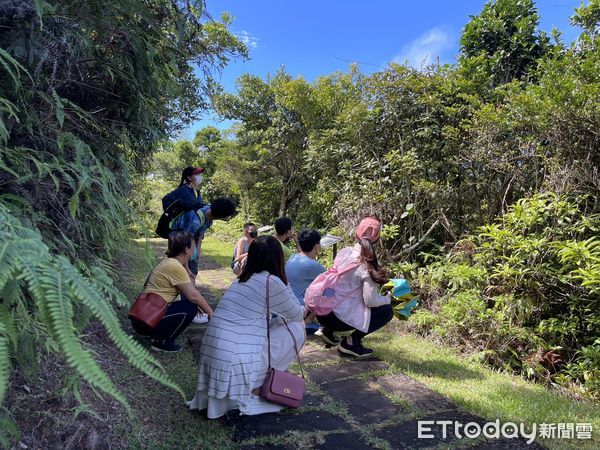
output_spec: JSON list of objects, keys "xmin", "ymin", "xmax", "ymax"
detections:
[{"xmin": 192, "ymin": 313, "xmax": 209, "ymax": 324}]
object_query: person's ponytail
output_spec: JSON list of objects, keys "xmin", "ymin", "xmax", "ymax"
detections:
[{"xmin": 358, "ymin": 238, "xmax": 390, "ymax": 285}]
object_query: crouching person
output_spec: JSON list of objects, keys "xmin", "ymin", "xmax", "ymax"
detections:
[
  {"xmin": 286, "ymin": 229, "xmax": 326, "ymax": 334},
  {"xmin": 131, "ymin": 231, "xmax": 214, "ymax": 353},
  {"xmin": 189, "ymin": 236, "xmax": 305, "ymax": 418},
  {"xmin": 314, "ymin": 217, "xmax": 393, "ymax": 357}
]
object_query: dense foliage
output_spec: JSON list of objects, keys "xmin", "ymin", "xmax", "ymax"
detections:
[
  {"xmin": 1, "ymin": 0, "xmax": 598, "ymax": 443},
  {"xmin": 407, "ymin": 194, "xmax": 599, "ymax": 398},
  {"xmin": 0, "ymin": 0, "xmax": 245, "ymax": 430},
  {"xmin": 145, "ymin": 0, "xmax": 599, "ymax": 396}
]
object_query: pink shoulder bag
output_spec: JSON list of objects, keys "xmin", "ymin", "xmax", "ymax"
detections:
[{"xmin": 259, "ymin": 275, "xmax": 305, "ymax": 408}]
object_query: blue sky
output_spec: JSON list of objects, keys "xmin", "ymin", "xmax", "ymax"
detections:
[{"xmin": 182, "ymin": 0, "xmax": 582, "ymax": 139}]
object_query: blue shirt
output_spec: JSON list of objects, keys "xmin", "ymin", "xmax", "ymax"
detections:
[
  {"xmin": 285, "ymin": 254, "xmax": 326, "ymax": 305},
  {"xmin": 169, "ymin": 204, "xmax": 212, "ymax": 243}
]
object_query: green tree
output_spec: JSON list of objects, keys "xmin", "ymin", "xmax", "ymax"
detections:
[
  {"xmin": 214, "ymin": 70, "xmax": 315, "ymax": 217},
  {"xmin": 460, "ymin": 0, "xmax": 551, "ymax": 87},
  {"xmin": 571, "ymin": 0, "xmax": 600, "ymax": 38}
]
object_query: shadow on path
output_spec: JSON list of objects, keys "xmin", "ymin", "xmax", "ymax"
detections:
[{"xmin": 187, "ymin": 252, "xmax": 543, "ymax": 450}]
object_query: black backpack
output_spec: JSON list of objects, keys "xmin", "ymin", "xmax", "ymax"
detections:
[{"xmin": 155, "ymin": 200, "xmax": 184, "ymax": 239}]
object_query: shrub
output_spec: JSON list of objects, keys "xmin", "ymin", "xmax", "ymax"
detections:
[{"xmin": 410, "ymin": 193, "xmax": 600, "ymax": 398}]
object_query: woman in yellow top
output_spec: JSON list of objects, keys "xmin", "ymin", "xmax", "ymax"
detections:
[{"xmin": 131, "ymin": 231, "xmax": 214, "ymax": 353}]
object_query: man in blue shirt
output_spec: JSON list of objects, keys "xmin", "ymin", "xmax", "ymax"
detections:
[{"xmin": 285, "ymin": 229, "xmax": 326, "ymax": 334}]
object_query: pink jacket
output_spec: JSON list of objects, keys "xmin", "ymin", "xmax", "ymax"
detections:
[{"xmin": 332, "ymin": 244, "xmax": 390, "ymax": 332}]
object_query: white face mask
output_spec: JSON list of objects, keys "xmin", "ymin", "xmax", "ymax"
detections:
[{"xmin": 194, "ymin": 174, "xmax": 203, "ymax": 184}]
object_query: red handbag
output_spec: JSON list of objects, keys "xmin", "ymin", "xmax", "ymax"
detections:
[
  {"xmin": 259, "ymin": 275, "xmax": 305, "ymax": 408},
  {"xmin": 128, "ymin": 265, "xmax": 168, "ymax": 331},
  {"xmin": 128, "ymin": 291, "xmax": 168, "ymax": 330}
]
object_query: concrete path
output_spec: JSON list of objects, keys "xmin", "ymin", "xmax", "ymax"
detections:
[{"xmin": 186, "ymin": 252, "xmax": 543, "ymax": 450}]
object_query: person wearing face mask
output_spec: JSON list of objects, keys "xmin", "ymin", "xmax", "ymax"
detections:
[
  {"xmin": 274, "ymin": 217, "xmax": 294, "ymax": 262},
  {"xmin": 231, "ymin": 222, "xmax": 258, "ymax": 275},
  {"xmin": 161, "ymin": 166, "xmax": 205, "ymax": 216}
]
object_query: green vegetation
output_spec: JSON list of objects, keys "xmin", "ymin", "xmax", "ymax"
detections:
[
  {"xmin": 144, "ymin": 0, "xmax": 599, "ymax": 398},
  {"xmin": 405, "ymin": 193, "xmax": 600, "ymax": 399},
  {"xmin": 0, "ymin": 0, "xmax": 245, "ymax": 444},
  {"xmin": 368, "ymin": 321, "xmax": 600, "ymax": 450},
  {"xmin": 1, "ymin": 0, "xmax": 599, "ymax": 445},
  {"xmin": 201, "ymin": 235, "xmax": 237, "ymax": 268}
]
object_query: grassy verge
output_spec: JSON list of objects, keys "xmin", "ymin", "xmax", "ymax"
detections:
[
  {"xmin": 113, "ymin": 238, "xmax": 236, "ymax": 449},
  {"xmin": 185, "ymin": 236, "xmax": 600, "ymax": 449},
  {"xmin": 367, "ymin": 321, "xmax": 600, "ymax": 450},
  {"xmin": 202, "ymin": 235, "xmax": 237, "ymax": 268}
]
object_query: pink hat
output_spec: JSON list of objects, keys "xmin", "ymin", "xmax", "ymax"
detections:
[{"xmin": 356, "ymin": 217, "xmax": 381, "ymax": 242}]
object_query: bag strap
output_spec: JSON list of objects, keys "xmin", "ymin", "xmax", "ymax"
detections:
[
  {"xmin": 331, "ymin": 257, "xmax": 361, "ymax": 276},
  {"xmin": 265, "ymin": 275, "xmax": 305, "ymax": 378},
  {"xmin": 141, "ymin": 264, "xmax": 158, "ymax": 291},
  {"xmin": 137, "ymin": 259, "xmax": 164, "ymax": 297}
]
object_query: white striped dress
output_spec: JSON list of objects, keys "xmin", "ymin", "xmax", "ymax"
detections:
[{"xmin": 188, "ymin": 271, "xmax": 305, "ymax": 418}]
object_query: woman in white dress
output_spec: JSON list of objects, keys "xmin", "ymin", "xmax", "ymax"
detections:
[{"xmin": 188, "ymin": 235, "xmax": 305, "ymax": 418}]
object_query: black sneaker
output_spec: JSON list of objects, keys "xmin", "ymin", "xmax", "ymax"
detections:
[
  {"xmin": 338, "ymin": 337, "xmax": 374, "ymax": 357},
  {"xmin": 314, "ymin": 327, "xmax": 340, "ymax": 346},
  {"xmin": 151, "ymin": 339, "xmax": 183, "ymax": 353}
]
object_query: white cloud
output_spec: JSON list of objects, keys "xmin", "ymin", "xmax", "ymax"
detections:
[
  {"xmin": 235, "ymin": 30, "xmax": 259, "ymax": 49},
  {"xmin": 392, "ymin": 27, "xmax": 454, "ymax": 69}
]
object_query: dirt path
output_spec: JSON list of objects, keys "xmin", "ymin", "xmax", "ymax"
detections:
[{"xmin": 185, "ymin": 250, "xmax": 542, "ymax": 450}]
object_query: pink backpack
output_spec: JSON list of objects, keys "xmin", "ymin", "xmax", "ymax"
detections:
[{"xmin": 305, "ymin": 258, "xmax": 360, "ymax": 316}]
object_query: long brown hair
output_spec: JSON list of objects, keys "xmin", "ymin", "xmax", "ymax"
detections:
[
  {"xmin": 358, "ymin": 238, "xmax": 389, "ymax": 285},
  {"xmin": 238, "ymin": 235, "xmax": 288, "ymax": 285}
]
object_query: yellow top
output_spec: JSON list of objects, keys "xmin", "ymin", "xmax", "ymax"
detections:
[{"xmin": 143, "ymin": 258, "xmax": 190, "ymax": 303}]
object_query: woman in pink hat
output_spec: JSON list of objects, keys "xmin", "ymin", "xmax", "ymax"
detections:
[{"xmin": 314, "ymin": 216, "xmax": 393, "ymax": 357}]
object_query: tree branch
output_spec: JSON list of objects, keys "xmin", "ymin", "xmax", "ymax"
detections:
[{"xmin": 392, "ymin": 217, "xmax": 441, "ymax": 261}]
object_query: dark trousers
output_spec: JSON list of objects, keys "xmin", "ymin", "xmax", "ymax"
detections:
[
  {"xmin": 132, "ymin": 299, "xmax": 198, "ymax": 343},
  {"xmin": 317, "ymin": 304, "xmax": 393, "ymax": 342}
]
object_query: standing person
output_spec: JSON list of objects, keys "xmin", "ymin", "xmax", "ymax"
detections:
[
  {"xmin": 160, "ymin": 166, "xmax": 207, "ymax": 276},
  {"xmin": 130, "ymin": 231, "xmax": 214, "ymax": 353},
  {"xmin": 274, "ymin": 217, "xmax": 294, "ymax": 262},
  {"xmin": 286, "ymin": 229, "xmax": 326, "ymax": 334},
  {"xmin": 232, "ymin": 222, "xmax": 258, "ymax": 275},
  {"xmin": 162, "ymin": 166, "xmax": 205, "ymax": 213},
  {"xmin": 188, "ymin": 236, "xmax": 305, "ymax": 418},
  {"xmin": 314, "ymin": 217, "xmax": 393, "ymax": 357}
]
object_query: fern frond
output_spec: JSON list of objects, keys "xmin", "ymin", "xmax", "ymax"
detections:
[
  {"xmin": 0, "ymin": 47, "xmax": 27, "ymax": 85},
  {"xmin": 37, "ymin": 263, "xmax": 129, "ymax": 408},
  {"xmin": 89, "ymin": 266, "xmax": 130, "ymax": 308},
  {"xmin": 0, "ymin": 205, "xmax": 184, "ymax": 408},
  {"xmin": 0, "ymin": 323, "xmax": 10, "ymax": 405},
  {"xmin": 57, "ymin": 257, "xmax": 184, "ymax": 397}
]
